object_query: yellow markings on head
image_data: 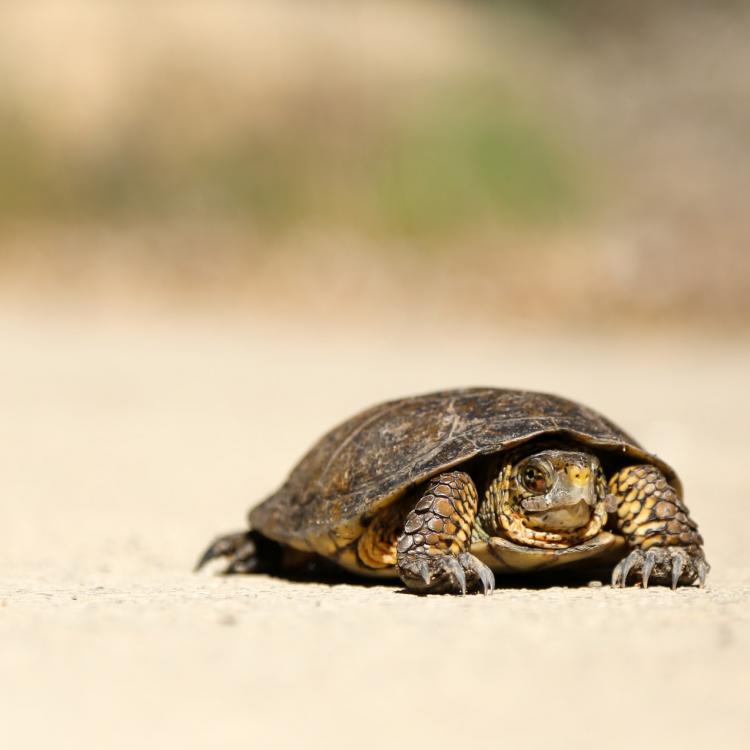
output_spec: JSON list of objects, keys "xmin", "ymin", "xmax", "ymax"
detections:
[{"xmin": 566, "ymin": 464, "xmax": 591, "ymax": 487}]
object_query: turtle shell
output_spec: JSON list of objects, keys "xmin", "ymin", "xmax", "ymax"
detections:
[{"xmin": 249, "ymin": 388, "xmax": 679, "ymax": 555}]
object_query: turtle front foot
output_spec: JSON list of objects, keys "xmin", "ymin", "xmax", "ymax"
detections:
[
  {"xmin": 398, "ymin": 552, "xmax": 495, "ymax": 595},
  {"xmin": 195, "ymin": 529, "xmax": 281, "ymax": 575},
  {"xmin": 396, "ymin": 471, "xmax": 493, "ymax": 595},
  {"xmin": 611, "ymin": 546, "xmax": 709, "ymax": 589}
]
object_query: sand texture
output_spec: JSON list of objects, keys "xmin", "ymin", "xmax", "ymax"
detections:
[{"xmin": 1, "ymin": 311, "xmax": 748, "ymax": 749}]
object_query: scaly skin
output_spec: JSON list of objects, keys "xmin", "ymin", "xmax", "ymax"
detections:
[
  {"xmin": 395, "ymin": 471, "xmax": 494, "ymax": 595},
  {"xmin": 357, "ymin": 502, "xmax": 408, "ymax": 569},
  {"xmin": 608, "ymin": 465, "xmax": 708, "ymax": 588},
  {"xmin": 483, "ymin": 461, "xmax": 608, "ymax": 549}
]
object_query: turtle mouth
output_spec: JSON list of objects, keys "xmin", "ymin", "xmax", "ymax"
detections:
[
  {"xmin": 520, "ymin": 494, "xmax": 594, "ymax": 512},
  {"xmin": 524, "ymin": 500, "xmax": 592, "ymax": 532}
]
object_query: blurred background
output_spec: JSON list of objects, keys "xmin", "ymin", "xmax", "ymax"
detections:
[
  {"xmin": 1, "ymin": 0, "xmax": 748, "ymax": 328},
  {"xmin": 2, "ymin": 3, "xmax": 749, "ymax": 749}
]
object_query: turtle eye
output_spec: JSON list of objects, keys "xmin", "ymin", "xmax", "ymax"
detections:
[{"xmin": 520, "ymin": 464, "xmax": 550, "ymax": 493}]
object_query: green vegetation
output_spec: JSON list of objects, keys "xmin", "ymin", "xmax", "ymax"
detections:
[
  {"xmin": 0, "ymin": 85, "xmax": 585, "ymax": 239},
  {"xmin": 373, "ymin": 95, "xmax": 580, "ymax": 236}
]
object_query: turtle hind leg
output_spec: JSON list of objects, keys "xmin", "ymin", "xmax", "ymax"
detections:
[
  {"xmin": 195, "ymin": 529, "xmax": 283, "ymax": 575},
  {"xmin": 396, "ymin": 471, "xmax": 495, "ymax": 596}
]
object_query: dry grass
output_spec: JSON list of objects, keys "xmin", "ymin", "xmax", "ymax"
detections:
[{"xmin": 1, "ymin": 1, "xmax": 748, "ymax": 327}]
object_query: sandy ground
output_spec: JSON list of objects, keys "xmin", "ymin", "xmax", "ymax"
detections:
[{"xmin": 1, "ymin": 307, "xmax": 749, "ymax": 749}]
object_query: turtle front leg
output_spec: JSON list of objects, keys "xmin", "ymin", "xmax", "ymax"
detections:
[
  {"xmin": 396, "ymin": 471, "xmax": 494, "ymax": 595},
  {"xmin": 608, "ymin": 465, "xmax": 709, "ymax": 589}
]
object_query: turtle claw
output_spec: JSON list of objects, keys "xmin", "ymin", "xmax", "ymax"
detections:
[
  {"xmin": 696, "ymin": 558, "xmax": 709, "ymax": 588},
  {"xmin": 195, "ymin": 531, "xmax": 251, "ymax": 572},
  {"xmin": 611, "ymin": 551, "xmax": 637, "ymax": 588},
  {"xmin": 641, "ymin": 550, "xmax": 657, "ymax": 589},
  {"xmin": 458, "ymin": 552, "xmax": 495, "ymax": 595},
  {"xmin": 445, "ymin": 557, "xmax": 468, "ymax": 596},
  {"xmin": 611, "ymin": 546, "xmax": 708, "ymax": 589},
  {"xmin": 670, "ymin": 549, "xmax": 686, "ymax": 590},
  {"xmin": 399, "ymin": 552, "xmax": 493, "ymax": 596},
  {"xmin": 415, "ymin": 559, "xmax": 431, "ymax": 587},
  {"xmin": 196, "ymin": 529, "xmax": 280, "ymax": 575}
]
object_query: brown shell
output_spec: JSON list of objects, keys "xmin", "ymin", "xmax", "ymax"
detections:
[{"xmin": 249, "ymin": 388, "xmax": 679, "ymax": 554}]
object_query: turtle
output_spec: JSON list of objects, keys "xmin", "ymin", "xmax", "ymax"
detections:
[{"xmin": 197, "ymin": 388, "xmax": 708, "ymax": 594}]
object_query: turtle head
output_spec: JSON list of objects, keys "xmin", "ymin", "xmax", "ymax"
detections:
[
  {"xmin": 481, "ymin": 449, "xmax": 609, "ymax": 548},
  {"xmin": 513, "ymin": 450, "xmax": 602, "ymax": 528}
]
